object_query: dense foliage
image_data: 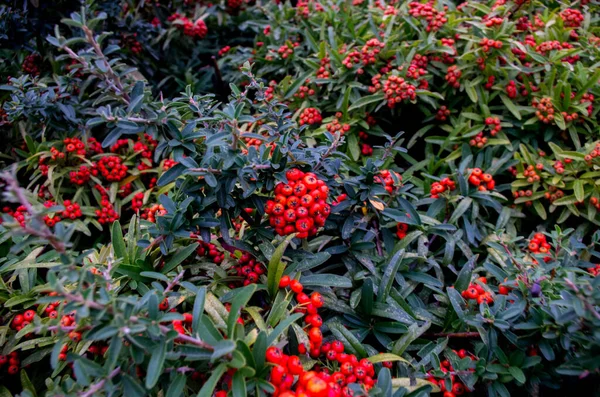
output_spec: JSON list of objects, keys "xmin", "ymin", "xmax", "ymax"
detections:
[{"xmin": 1, "ymin": 0, "xmax": 600, "ymax": 396}]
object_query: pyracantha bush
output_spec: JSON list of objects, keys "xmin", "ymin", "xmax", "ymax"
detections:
[{"xmin": 1, "ymin": 1, "xmax": 600, "ymax": 397}]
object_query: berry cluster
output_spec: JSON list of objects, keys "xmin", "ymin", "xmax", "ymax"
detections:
[
  {"xmin": 467, "ymin": 168, "xmax": 495, "ymax": 191},
  {"xmin": 484, "ymin": 116, "xmax": 501, "ymax": 136},
  {"xmin": 294, "ymin": 83, "xmax": 316, "ymax": 100},
  {"xmin": 10, "ymin": 309, "xmax": 36, "ymax": 332},
  {"xmin": 396, "ymin": 222, "xmax": 408, "ymax": 239},
  {"xmin": 469, "ymin": 132, "xmax": 488, "ymax": 147},
  {"xmin": 265, "ymin": 169, "xmax": 331, "ymax": 239},
  {"xmin": 219, "ymin": 46, "xmax": 231, "ymax": 57},
  {"xmin": 532, "ymin": 97, "xmax": 555, "ymax": 123},
  {"xmin": 408, "ymin": 1, "xmax": 448, "ymax": 32},
  {"xmin": 426, "ymin": 350, "xmax": 476, "ymax": 396},
  {"xmin": 69, "ymin": 165, "xmax": 92, "ymax": 185},
  {"xmin": 228, "ymin": 252, "xmax": 266, "ymax": 287},
  {"xmin": 435, "ymin": 105, "xmax": 451, "ymax": 121},
  {"xmin": 374, "ymin": 170, "xmax": 402, "ymax": 194},
  {"xmin": 430, "ymin": 178, "xmax": 456, "ymax": 198},
  {"xmin": 478, "ymin": 37, "xmax": 502, "ymax": 52},
  {"xmin": 325, "ymin": 115, "xmax": 351, "ymax": 135},
  {"xmin": 22, "ymin": 54, "xmax": 41, "ymax": 76},
  {"xmin": 95, "ymin": 156, "xmax": 128, "ymax": 182},
  {"xmin": 316, "ymin": 58, "xmax": 331, "ymax": 79},
  {"xmin": 587, "ymin": 264, "xmax": 600, "ymax": 277},
  {"xmin": 141, "ymin": 204, "xmax": 166, "ymax": 223},
  {"xmin": 61, "ymin": 200, "xmax": 82, "ymax": 220},
  {"xmin": 358, "ymin": 131, "xmax": 373, "ymax": 156},
  {"xmin": 523, "ymin": 163, "xmax": 543, "ymax": 182},
  {"xmin": 559, "ymin": 9, "xmax": 584, "ymax": 28},
  {"xmin": 194, "ymin": 239, "xmax": 225, "ymax": 264},
  {"xmin": 63, "ymin": 137, "xmax": 86, "ymax": 156},
  {"xmin": 506, "ymin": 80, "xmax": 518, "ymax": 98},
  {"xmin": 167, "ymin": 14, "xmax": 208, "ymax": 39},
  {"xmin": 460, "ymin": 277, "xmax": 494, "ymax": 304},
  {"xmin": 445, "ymin": 66, "xmax": 461, "ymax": 89},
  {"xmin": 528, "ymin": 232, "xmax": 550, "ymax": 255},
  {"xmin": 0, "ymin": 351, "xmax": 21, "ymax": 375},
  {"xmin": 95, "ymin": 186, "xmax": 119, "ymax": 224},
  {"xmin": 382, "ymin": 75, "xmax": 417, "ymax": 108},
  {"xmin": 132, "ymin": 192, "xmax": 144, "ymax": 212},
  {"xmin": 299, "ymin": 108, "xmax": 323, "ymax": 126},
  {"xmin": 277, "ymin": 44, "xmax": 295, "ymax": 59},
  {"xmin": 270, "ymin": 277, "xmax": 377, "ymax": 397}
]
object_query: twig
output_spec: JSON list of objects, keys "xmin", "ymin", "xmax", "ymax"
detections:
[
  {"xmin": 164, "ymin": 270, "xmax": 185, "ymax": 294},
  {"xmin": 82, "ymin": 26, "xmax": 130, "ymax": 104},
  {"xmin": 313, "ymin": 134, "xmax": 342, "ymax": 172},
  {"xmin": 79, "ymin": 367, "xmax": 121, "ymax": 397},
  {"xmin": 0, "ymin": 171, "xmax": 66, "ymax": 253}
]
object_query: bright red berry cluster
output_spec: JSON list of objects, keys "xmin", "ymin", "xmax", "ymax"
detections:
[
  {"xmin": 382, "ymin": 75, "xmax": 416, "ymax": 108},
  {"xmin": 588, "ymin": 264, "xmax": 600, "ymax": 277},
  {"xmin": 468, "ymin": 168, "xmax": 495, "ymax": 191},
  {"xmin": 445, "ymin": 65, "xmax": 461, "ymax": 89},
  {"xmin": 141, "ymin": 204, "xmax": 166, "ymax": 223},
  {"xmin": 63, "ymin": 137, "xmax": 86, "ymax": 155},
  {"xmin": 479, "ymin": 37, "xmax": 503, "ymax": 52},
  {"xmin": 430, "ymin": 178, "xmax": 456, "ymax": 198},
  {"xmin": 269, "ymin": 277, "xmax": 377, "ymax": 397},
  {"xmin": 560, "ymin": 8, "xmax": 584, "ymax": 28},
  {"xmin": 396, "ymin": 222, "xmax": 408, "ymax": 239},
  {"xmin": 435, "ymin": 105, "xmax": 451, "ymax": 121},
  {"xmin": 265, "ymin": 169, "xmax": 331, "ymax": 239},
  {"xmin": 228, "ymin": 252, "xmax": 266, "ymax": 287},
  {"xmin": 528, "ymin": 232, "xmax": 550, "ymax": 255},
  {"xmin": 95, "ymin": 186, "xmax": 119, "ymax": 224},
  {"xmin": 0, "ymin": 351, "xmax": 21, "ymax": 375},
  {"xmin": 426, "ymin": 350, "xmax": 476, "ymax": 397},
  {"xmin": 299, "ymin": 108, "xmax": 323, "ymax": 126},
  {"xmin": 95, "ymin": 156, "xmax": 128, "ymax": 182},
  {"xmin": 460, "ymin": 276, "xmax": 494, "ymax": 304},
  {"xmin": 374, "ymin": 170, "xmax": 402, "ymax": 194},
  {"xmin": 132, "ymin": 192, "xmax": 144, "ymax": 212},
  {"xmin": 325, "ymin": 116, "xmax": 351, "ymax": 135},
  {"xmin": 69, "ymin": 165, "xmax": 92, "ymax": 185},
  {"xmin": 61, "ymin": 200, "xmax": 82, "ymax": 220},
  {"xmin": 167, "ymin": 14, "xmax": 208, "ymax": 39},
  {"xmin": 408, "ymin": 1, "xmax": 447, "ymax": 32}
]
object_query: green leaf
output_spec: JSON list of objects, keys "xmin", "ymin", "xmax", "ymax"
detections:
[
  {"xmin": 509, "ymin": 366, "xmax": 526, "ymax": 384},
  {"xmin": 211, "ymin": 340, "xmax": 236, "ymax": 361},
  {"xmin": 197, "ymin": 363, "xmax": 227, "ymax": 397},
  {"xmin": 111, "ymin": 221, "xmax": 127, "ymax": 263},
  {"xmin": 227, "ymin": 284, "xmax": 256, "ymax": 337},
  {"xmin": 499, "ymin": 94, "xmax": 521, "ymax": 120},
  {"xmin": 267, "ymin": 313, "xmax": 303, "ymax": 345},
  {"xmin": 192, "ymin": 287, "xmax": 207, "ymax": 335},
  {"xmin": 391, "ymin": 378, "xmax": 440, "ymax": 393},
  {"xmin": 378, "ymin": 249, "xmax": 405, "ymax": 303},
  {"xmin": 162, "ymin": 243, "xmax": 199, "ymax": 274},
  {"xmin": 368, "ymin": 353, "xmax": 411, "ymax": 366},
  {"xmin": 454, "ymin": 255, "xmax": 477, "ymax": 292},
  {"xmin": 300, "ymin": 274, "xmax": 352, "ymax": 287},
  {"xmin": 145, "ymin": 339, "xmax": 167, "ymax": 389},
  {"xmin": 328, "ymin": 321, "xmax": 368, "ymax": 357},
  {"xmin": 166, "ymin": 375, "xmax": 187, "ymax": 397},
  {"xmin": 348, "ymin": 93, "xmax": 385, "ymax": 111},
  {"xmin": 284, "ymin": 71, "xmax": 314, "ymax": 99},
  {"xmin": 267, "ymin": 235, "xmax": 295, "ymax": 297},
  {"xmin": 232, "ymin": 370, "xmax": 247, "ymax": 397},
  {"xmin": 449, "ymin": 197, "xmax": 473, "ymax": 223},
  {"xmin": 573, "ymin": 180, "xmax": 585, "ymax": 202}
]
